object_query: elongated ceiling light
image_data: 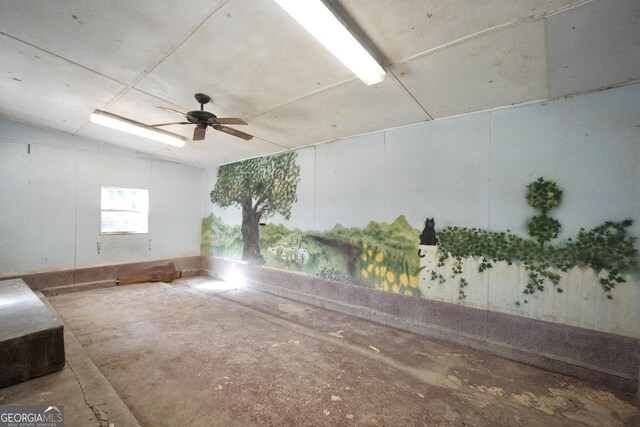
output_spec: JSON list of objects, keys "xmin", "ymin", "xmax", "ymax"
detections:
[
  {"xmin": 274, "ymin": 0, "xmax": 386, "ymax": 85},
  {"xmin": 90, "ymin": 110, "xmax": 186, "ymax": 147}
]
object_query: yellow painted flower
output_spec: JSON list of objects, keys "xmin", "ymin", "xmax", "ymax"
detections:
[
  {"xmin": 374, "ymin": 266, "xmax": 380, "ymax": 276},
  {"xmin": 404, "ymin": 289, "xmax": 413, "ymax": 296},
  {"xmin": 368, "ymin": 249, "xmax": 373, "ymax": 257},
  {"xmin": 361, "ymin": 268, "xmax": 369, "ymax": 279},
  {"xmin": 367, "ymin": 264, "xmax": 374, "ymax": 273},
  {"xmin": 380, "ymin": 266, "xmax": 387, "ymax": 277},
  {"xmin": 361, "ymin": 253, "xmax": 367, "ymax": 261},
  {"xmin": 383, "ymin": 281, "xmax": 389, "ymax": 292},
  {"xmin": 409, "ymin": 275, "xmax": 419, "ymax": 288},
  {"xmin": 362, "ymin": 242, "xmax": 368, "ymax": 249},
  {"xmin": 386, "ymin": 271, "xmax": 395, "ymax": 283},
  {"xmin": 399, "ymin": 273, "xmax": 408, "ymax": 287},
  {"xmin": 375, "ymin": 252, "xmax": 384, "ymax": 263},
  {"xmin": 392, "ymin": 284, "xmax": 400, "ymax": 294}
]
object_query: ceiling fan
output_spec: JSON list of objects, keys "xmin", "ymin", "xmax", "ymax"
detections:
[{"xmin": 153, "ymin": 93, "xmax": 253, "ymax": 142}]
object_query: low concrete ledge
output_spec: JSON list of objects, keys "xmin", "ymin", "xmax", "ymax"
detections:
[
  {"xmin": 206, "ymin": 257, "xmax": 640, "ymax": 395},
  {"xmin": 0, "ymin": 279, "xmax": 65, "ymax": 388},
  {"xmin": 0, "ymin": 256, "xmax": 204, "ymax": 291}
]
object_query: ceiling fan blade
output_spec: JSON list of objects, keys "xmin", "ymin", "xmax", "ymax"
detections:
[
  {"xmin": 213, "ymin": 124, "xmax": 254, "ymax": 141},
  {"xmin": 157, "ymin": 106, "xmax": 187, "ymax": 116},
  {"xmin": 214, "ymin": 117, "xmax": 248, "ymax": 125},
  {"xmin": 150, "ymin": 121, "xmax": 190, "ymax": 127},
  {"xmin": 193, "ymin": 122, "xmax": 207, "ymax": 141}
]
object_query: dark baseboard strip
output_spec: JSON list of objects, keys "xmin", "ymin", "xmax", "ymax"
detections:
[{"xmin": 205, "ymin": 257, "xmax": 639, "ymax": 395}]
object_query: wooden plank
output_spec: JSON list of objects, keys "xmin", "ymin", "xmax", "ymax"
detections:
[{"xmin": 118, "ymin": 270, "xmax": 181, "ymax": 286}]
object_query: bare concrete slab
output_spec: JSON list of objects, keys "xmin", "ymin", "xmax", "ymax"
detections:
[
  {"xmin": 0, "ymin": 295, "xmax": 141, "ymax": 427},
  {"xmin": 46, "ymin": 277, "xmax": 640, "ymax": 426},
  {"xmin": 0, "ymin": 279, "xmax": 64, "ymax": 387}
]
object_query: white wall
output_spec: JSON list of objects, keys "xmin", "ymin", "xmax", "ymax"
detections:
[
  {"xmin": 202, "ymin": 83, "xmax": 640, "ymax": 337},
  {"xmin": 205, "ymin": 83, "xmax": 640, "ymax": 240},
  {"xmin": 0, "ymin": 118, "xmax": 203, "ymax": 276}
]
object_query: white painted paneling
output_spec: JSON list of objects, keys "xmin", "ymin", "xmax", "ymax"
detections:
[
  {"xmin": 546, "ymin": 0, "xmax": 640, "ymax": 98},
  {"xmin": 149, "ymin": 161, "xmax": 203, "ymax": 260},
  {"xmin": 0, "ymin": 142, "xmax": 77, "ymax": 275},
  {"xmin": 74, "ymin": 152, "xmax": 153, "ymax": 268},
  {"xmin": 393, "ymin": 20, "xmax": 549, "ymax": 118},
  {"xmin": 0, "ymin": 119, "xmax": 203, "ymax": 275},
  {"xmin": 490, "ymin": 83, "xmax": 640, "ymax": 239},
  {"xmin": 383, "ymin": 113, "xmax": 491, "ymax": 230},
  {"xmin": 315, "ymin": 133, "xmax": 385, "ymax": 230},
  {"xmin": 420, "ymin": 248, "xmax": 640, "ymax": 338}
]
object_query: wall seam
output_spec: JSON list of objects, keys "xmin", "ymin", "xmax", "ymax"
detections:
[
  {"xmin": 486, "ymin": 111, "xmax": 493, "ymax": 341},
  {"xmin": 73, "ymin": 150, "xmax": 79, "ymax": 271}
]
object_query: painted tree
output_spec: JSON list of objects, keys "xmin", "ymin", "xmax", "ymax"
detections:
[{"xmin": 210, "ymin": 152, "xmax": 300, "ymax": 264}]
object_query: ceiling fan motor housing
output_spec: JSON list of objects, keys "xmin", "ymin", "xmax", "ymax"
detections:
[
  {"xmin": 194, "ymin": 93, "xmax": 211, "ymax": 105},
  {"xmin": 187, "ymin": 110, "xmax": 217, "ymax": 124}
]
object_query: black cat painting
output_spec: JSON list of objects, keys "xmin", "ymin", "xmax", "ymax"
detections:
[{"xmin": 418, "ymin": 218, "xmax": 437, "ymax": 258}]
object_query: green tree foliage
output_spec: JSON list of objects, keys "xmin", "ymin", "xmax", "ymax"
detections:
[
  {"xmin": 210, "ymin": 152, "xmax": 300, "ymax": 263},
  {"xmin": 526, "ymin": 177, "xmax": 562, "ymax": 247},
  {"xmin": 436, "ymin": 178, "xmax": 637, "ymax": 299}
]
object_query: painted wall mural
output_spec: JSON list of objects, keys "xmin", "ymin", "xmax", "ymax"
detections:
[
  {"xmin": 202, "ymin": 165, "xmax": 639, "ymax": 338},
  {"xmin": 201, "ymin": 85, "xmax": 640, "ymax": 338},
  {"xmin": 203, "ymin": 171, "xmax": 637, "ymax": 301},
  {"xmin": 209, "ymin": 152, "xmax": 300, "ymax": 264}
]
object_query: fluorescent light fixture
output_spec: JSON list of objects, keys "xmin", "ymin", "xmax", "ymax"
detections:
[
  {"xmin": 274, "ymin": 0, "xmax": 386, "ymax": 85},
  {"xmin": 90, "ymin": 110, "xmax": 186, "ymax": 147}
]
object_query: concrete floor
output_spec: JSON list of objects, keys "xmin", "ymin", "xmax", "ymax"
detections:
[{"xmin": 2, "ymin": 276, "xmax": 638, "ymax": 426}]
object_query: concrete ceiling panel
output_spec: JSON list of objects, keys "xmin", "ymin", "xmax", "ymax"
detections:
[
  {"xmin": 393, "ymin": 20, "xmax": 549, "ymax": 119},
  {"xmin": 150, "ymin": 135, "xmax": 282, "ymax": 167},
  {"xmin": 249, "ymin": 76, "xmax": 429, "ymax": 148},
  {"xmin": 0, "ymin": 34, "xmax": 126, "ymax": 134},
  {"xmin": 136, "ymin": 0, "xmax": 353, "ymax": 119},
  {"xmin": 0, "ymin": 0, "xmax": 636, "ymax": 168},
  {"xmin": 337, "ymin": 0, "xmax": 580, "ymax": 64},
  {"xmin": 0, "ymin": 0, "xmax": 226, "ymax": 84},
  {"xmin": 546, "ymin": 0, "xmax": 640, "ymax": 98}
]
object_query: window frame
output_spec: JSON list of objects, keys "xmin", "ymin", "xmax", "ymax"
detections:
[{"xmin": 99, "ymin": 186, "xmax": 149, "ymax": 235}]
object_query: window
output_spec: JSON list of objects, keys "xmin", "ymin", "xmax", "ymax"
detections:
[{"xmin": 100, "ymin": 186, "xmax": 149, "ymax": 234}]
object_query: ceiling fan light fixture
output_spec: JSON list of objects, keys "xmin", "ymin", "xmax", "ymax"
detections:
[
  {"xmin": 90, "ymin": 110, "xmax": 186, "ymax": 147},
  {"xmin": 274, "ymin": 0, "xmax": 386, "ymax": 85}
]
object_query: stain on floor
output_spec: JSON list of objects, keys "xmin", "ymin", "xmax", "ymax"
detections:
[{"xmin": 44, "ymin": 277, "xmax": 639, "ymax": 426}]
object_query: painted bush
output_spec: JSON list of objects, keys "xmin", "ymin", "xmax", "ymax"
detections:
[{"xmin": 431, "ymin": 178, "xmax": 638, "ymax": 300}]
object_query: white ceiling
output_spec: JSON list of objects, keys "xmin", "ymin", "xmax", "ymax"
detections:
[{"xmin": 1, "ymin": 0, "xmax": 638, "ymax": 168}]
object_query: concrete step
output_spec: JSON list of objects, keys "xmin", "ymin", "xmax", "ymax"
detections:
[{"xmin": 0, "ymin": 279, "xmax": 64, "ymax": 388}]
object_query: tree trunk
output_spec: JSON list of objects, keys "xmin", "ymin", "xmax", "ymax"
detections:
[{"xmin": 241, "ymin": 199, "xmax": 265, "ymax": 265}]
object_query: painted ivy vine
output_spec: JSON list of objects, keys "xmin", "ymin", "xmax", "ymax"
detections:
[{"xmin": 435, "ymin": 178, "xmax": 637, "ymax": 300}]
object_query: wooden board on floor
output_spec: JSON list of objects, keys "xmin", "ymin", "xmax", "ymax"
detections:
[{"xmin": 118, "ymin": 271, "xmax": 181, "ymax": 286}]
